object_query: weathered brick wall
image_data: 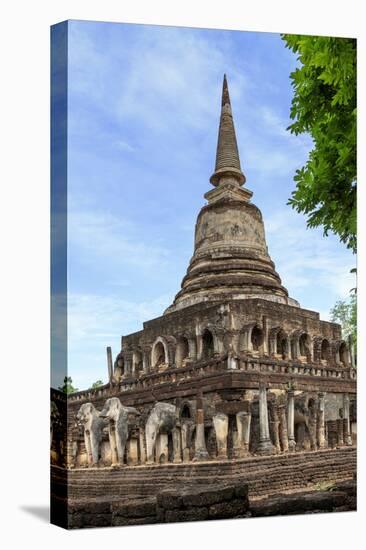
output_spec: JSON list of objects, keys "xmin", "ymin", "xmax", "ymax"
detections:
[
  {"xmin": 156, "ymin": 484, "xmax": 249, "ymax": 523},
  {"xmin": 65, "ymin": 476, "xmax": 356, "ymax": 528}
]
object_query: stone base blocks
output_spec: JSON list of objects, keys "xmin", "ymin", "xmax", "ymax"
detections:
[{"xmin": 157, "ymin": 484, "xmax": 249, "ymax": 523}]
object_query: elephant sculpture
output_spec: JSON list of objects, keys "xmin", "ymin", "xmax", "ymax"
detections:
[
  {"xmin": 76, "ymin": 402, "xmax": 105, "ymax": 466},
  {"xmin": 100, "ymin": 397, "xmax": 140, "ymax": 466},
  {"xmin": 294, "ymin": 398, "xmax": 318, "ymax": 450},
  {"xmin": 145, "ymin": 402, "xmax": 178, "ymax": 464}
]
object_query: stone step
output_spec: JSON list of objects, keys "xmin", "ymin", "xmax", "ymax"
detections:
[
  {"xmin": 66, "ymin": 447, "xmax": 355, "ymax": 480},
  {"xmin": 53, "ymin": 447, "xmax": 356, "ymax": 501}
]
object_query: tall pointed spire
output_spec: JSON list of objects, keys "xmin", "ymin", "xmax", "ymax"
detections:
[
  {"xmin": 164, "ymin": 74, "xmax": 292, "ymax": 315},
  {"xmin": 210, "ymin": 74, "xmax": 246, "ymax": 187}
]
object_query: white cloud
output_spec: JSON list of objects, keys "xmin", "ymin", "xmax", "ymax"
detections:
[
  {"xmin": 265, "ymin": 209, "xmax": 356, "ymax": 306},
  {"xmin": 68, "ymin": 292, "xmax": 171, "ymax": 342},
  {"xmin": 67, "ymin": 291, "xmax": 172, "ymax": 388},
  {"xmin": 68, "ymin": 23, "xmax": 250, "ymax": 136},
  {"xmin": 68, "ymin": 209, "xmax": 170, "ymax": 272},
  {"xmin": 114, "ymin": 140, "xmax": 137, "ymax": 153}
]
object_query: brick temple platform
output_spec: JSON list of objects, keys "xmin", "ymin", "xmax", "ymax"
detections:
[{"xmin": 53, "ymin": 447, "xmax": 356, "ymax": 504}]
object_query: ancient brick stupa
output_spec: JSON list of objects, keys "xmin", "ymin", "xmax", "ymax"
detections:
[
  {"xmin": 166, "ymin": 75, "xmax": 298, "ymax": 314},
  {"xmin": 61, "ymin": 75, "xmax": 356, "ymax": 497}
]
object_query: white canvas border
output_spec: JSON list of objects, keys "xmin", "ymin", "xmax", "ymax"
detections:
[{"xmin": 0, "ymin": 0, "xmax": 364, "ymax": 548}]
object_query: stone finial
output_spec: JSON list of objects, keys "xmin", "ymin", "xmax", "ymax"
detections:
[{"xmin": 210, "ymin": 74, "xmax": 246, "ymax": 187}]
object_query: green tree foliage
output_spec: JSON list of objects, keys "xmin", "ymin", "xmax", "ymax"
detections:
[
  {"xmin": 91, "ymin": 380, "xmax": 104, "ymax": 389},
  {"xmin": 281, "ymin": 35, "xmax": 356, "ymax": 253},
  {"xmin": 330, "ymin": 293, "xmax": 357, "ymax": 348},
  {"xmin": 58, "ymin": 376, "xmax": 78, "ymax": 395}
]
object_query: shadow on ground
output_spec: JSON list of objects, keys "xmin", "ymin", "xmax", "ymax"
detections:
[{"xmin": 20, "ymin": 505, "xmax": 49, "ymax": 523}]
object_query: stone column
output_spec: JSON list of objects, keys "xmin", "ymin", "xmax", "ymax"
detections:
[
  {"xmin": 287, "ymin": 391, "xmax": 296, "ymax": 452},
  {"xmin": 139, "ymin": 427, "xmax": 147, "ymax": 464},
  {"xmin": 106, "ymin": 346, "xmax": 113, "ymax": 383},
  {"xmin": 172, "ymin": 427, "xmax": 182, "ymax": 463},
  {"xmin": 188, "ymin": 338, "xmax": 197, "ymax": 361},
  {"xmin": 109, "ymin": 426, "xmax": 119, "ymax": 466},
  {"xmin": 278, "ymin": 405, "xmax": 289, "ymax": 452},
  {"xmin": 181, "ymin": 422, "xmax": 191, "ymax": 462},
  {"xmin": 227, "ymin": 353, "xmax": 238, "ymax": 370},
  {"xmin": 270, "ymin": 334, "xmax": 277, "ymax": 356},
  {"xmin": 343, "ymin": 394, "xmax": 353, "ymax": 446},
  {"xmin": 196, "ymin": 334, "xmax": 203, "ymax": 360},
  {"xmin": 193, "ymin": 391, "xmax": 209, "ymax": 461},
  {"xmin": 262, "ymin": 317, "xmax": 268, "ymax": 355},
  {"xmin": 317, "ymin": 392, "xmax": 326, "ymax": 449},
  {"xmin": 127, "ymin": 438, "xmax": 139, "ymax": 465},
  {"xmin": 257, "ymin": 385, "xmax": 274, "ymax": 454},
  {"xmin": 337, "ymin": 409, "xmax": 344, "ymax": 446},
  {"xmin": 142, "ymin": 350, "xmax": 150, "ymax": 372},
  {"xmin": 296, "ymin": 339, "xmax": 301, "ymax": 358},
  {"xmin": 269, "ymin": 406, "xmax": 281, "ymax": 453},
  {"xmin": 247, "ymin": 327, "xmax": 253, "ymax": 352},
  {"xmin": 308, "ymin": 404, "xmax": 318, "ymax": 451},
  {"xmin": 234, "ymin": 411, "xmax": 251, "ymax": 457},
  {"xmin": 286, "ymin": 337, "xmax": 292, "ymax": 360},
  {"xmin": 213, "ymin": 413, "xmax": 229, "ymax": 459},
  {"xmin": 125, "ymin": 354, "xmax": 133, "ymax": 376}
]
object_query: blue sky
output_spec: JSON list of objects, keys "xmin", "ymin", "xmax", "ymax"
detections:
[{"xmin": 65, "ymin": 20, "xmax": 355, "ymax": 390}]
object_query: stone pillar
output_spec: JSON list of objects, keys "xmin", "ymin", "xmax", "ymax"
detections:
[
  {"xmin": 343, "ymin": 394, "xmax": 353, "ymax": 446},
  {"xmin": 269, "ymin": 406, "xmax": 281, "ymax": 453},
  {"xmin": 227, "ymin": 353, "xmax": 238, "ymax": 370},
  {"xmin": 213, "ymin": 413, "xmax": 229, "ymax": 459},
  {"xmin": 262, "ymin": 317, "xmax": 268, "ymax": 355},
  {"xmin": 125, "ymin": 355, "xmax": 132, "ymax": 376},
  {"xmin": 337, "ymin": 409, "xmax": 344, "ymax": 446},
  {"xmin": 308, "ymin": 404, "xmax": 318, "ymax": 451},
  {"xmin": 193, "ymin": 391, "xmax": 209, "ymax": 461},
  {"xmin": 196, "ymin": 334, "xmax": 203, "ymax": 360},
  {"xmin": 109, "ymin": 426, "xmax": 119, "ymax": 466},
  {"xmin": 231, "ymin": 331, "xmax": 240, "ymax": 354},
  {"xmin": 106, "ymin": 346, "xmax": 113, "ymax": 382},
  {"xmin": 142, "ymin": 351, "xmax": 150, "ymax": 372},
  {"xmin": 172, "ymin": 427, "xmax": 182, "ymax": 463},
  {"xmin": 287, "ymin": 391, "xmax": 296, "ymax": 452},
  {"xmin": 270, "ymin": 334, "xmax": 277, "ymax": 356},
  {"xmin": 234, "ymin": 411, "xmax": 251, "ymax": 457},
  {"xmin": 296, "ymin": 339, "xmax": 301, "ymax": 358},
  {"xmin": 286, "ymin": 337, "xmax": 292, "ymax": 360},
  {"xmin": 188, "ymin": 338, "xmax": 197, "ymax": 361},
  {"xmin": 257, "ymin": 385, "xmax": 274, "ymax": 454},
  {"xmin": 278, "ymin": 405, "xmax": 289, "ymax": 452},
  {"xmin": 181, "ymin": 423, "xmax": 191, "ymax": 462},
  {"xmin": 247, "ymin": 327, "xmax": 253, "ymax": 352},
  {"xmin": 317, "ymin": 392, "xmax": 326, "ymax": 449},
  {"xmin": 127, "ymin": 438, "xmax": 139, "ymax": 465},
  {"xmin": 139, "ymin": 428, "xmax": 147, "ymax": 464}
]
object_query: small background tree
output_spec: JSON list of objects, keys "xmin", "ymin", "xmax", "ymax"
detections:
[
  {"xmin": 330, "ymin": 293, "xmax": 357, "ymax": 365},
  {"xmin": 91, "ymin": 380, "xmax": 104, "ymax": 389},
  {"xmin": 58, "ymin": 376, "xmax": 78, "ymax": 394}
]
